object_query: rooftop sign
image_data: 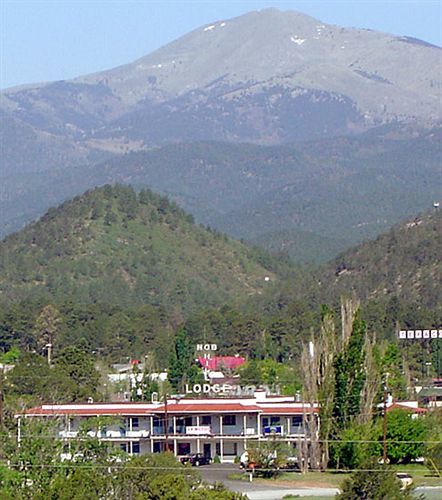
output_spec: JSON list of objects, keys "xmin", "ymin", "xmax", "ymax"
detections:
[
  {"xmin": 397, "ymin": 329, "xmax": 442, "ymax": 340},
  {"xmin": 196, "ymin": 343, "xmax": 218, "ymax": 351}
]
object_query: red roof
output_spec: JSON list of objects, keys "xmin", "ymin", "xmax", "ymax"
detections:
[
  {"xmin": 261, "ymin": 406, "xmax": 318, "ymax": 415},
  {"xmin": 198, "ymin": 356, "xmax": 246, "ymax": 371},
  {"xmin": 154, "ymin": 403, "xmax": 260, "ymax": 414},
  {"xmin": 22, "ymin": 405, "xmax": 157, "ymax": 417},
  {"xmin": 20, "ymin": 402, "xmax": 261, "ymax": 417},
  {"xmin": 20, "ymin": 402, "xmax": 316, "ymax": 417},
  {"xmin": 387, "ymin": 403, "xmax": 427, "ymax": 414}
]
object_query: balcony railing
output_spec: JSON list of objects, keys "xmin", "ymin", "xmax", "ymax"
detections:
[
  {"xmin": 262, "ymin": 425, "xmax": 307, "ymax": 437},
  {"xmin": 58, "ymin": 425, "xmax": 308, "ymax": 440},
  {"xmin": 59, "ymin": 429, "xmax": 150, "ymax": 439}
]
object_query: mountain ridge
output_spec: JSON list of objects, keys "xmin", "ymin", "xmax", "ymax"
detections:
[
  {"xmin": 2, "ymin": 128, "xmax": 439, "ymax": 260},
  {"xmin": 0, "ymin": 184, "xmax": 278, "ymax": 313},
  {"xmin": 1, "ymin": 8, "xmax": 440, "ymax": 261},
  {"xmin": 1, "ymin": 8, "xmax": 440, "ymax": 175},
  {"xmin": 317, "ymin": 209, "xmax": 442, "ymax": 308}
]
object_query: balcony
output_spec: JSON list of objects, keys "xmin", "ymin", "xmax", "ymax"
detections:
[
  {"xmin": 126, "ymin": 430, "xmax": 150, "ymax": 438},
  {"xmin": 185, "ymin": 425, "xmax": 212, "ymax": 436},
  {"xmin": 59, "ymin": 429, "xmax": 150, "ymax": 439},
  {"xmin": 262, "ymin": 425, "xmax": 307, "ymax": 437},
  {"xmin": 263, "ymin": 425, "xmax": 284, "ymax": 436},
  {"xmin": 290, "ymin": 425, "xmax": 306, "ymax": 436}
]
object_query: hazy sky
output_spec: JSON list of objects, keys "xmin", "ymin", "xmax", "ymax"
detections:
[{"xmin": 1, "ymin": 0, "xmax": 441, "ymax": 89}]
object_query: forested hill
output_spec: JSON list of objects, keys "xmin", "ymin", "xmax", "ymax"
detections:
[
  {"xmin": 0, "ymin": 185, "xmax": 277, "ymax": 313},
  {"xmin": 318, "ymin": 210, "xmax": 442, "ymax": 309}
]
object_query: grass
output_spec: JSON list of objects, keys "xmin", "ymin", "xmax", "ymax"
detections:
[
  {"xmin": 282, "ymin": 497, "xmax": 332, "ymax": 500},
  {"xmin": 229, "ymin": 465, "xmax": 442, "ymax": 488},
  {"xmin": 228, "ymin": 470, "xmax": 344, "ymax": 487},
  {"xmin": 389, "ymin": 464, "xmax": 442, "ymax": 487}
]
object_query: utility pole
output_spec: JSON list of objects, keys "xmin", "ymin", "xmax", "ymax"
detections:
[
  {"xmin": 382, "ymin": 373, "xmax": 389, "ymax": 463},
  {"xmin": 0, "ymin": 388, "xmax": 3, "ymax": 429},
  {"xmin": 164, "ymin": 395, "xmax": 169, "ymax": 452},
  {"xmin": 0, "ymin": 365, "xmax": 4, "ymax": 429}
]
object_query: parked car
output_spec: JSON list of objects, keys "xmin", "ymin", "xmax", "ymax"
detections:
[
  {"xmin": 396, "ymin": 473, "xmax": 413, "ymax": 490},
  {"xmin": 280, "ymin": 456, "xmax": 299, "ymax": 470},
  {"xmin": 180, "ymin": 453, "xmax": 210, "ymax": 466}
]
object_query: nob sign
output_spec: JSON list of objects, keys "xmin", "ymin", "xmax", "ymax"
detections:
[
  {"xmin": 398, "ymin": 329, "xmax": 442, "ymax": 340},
  {"xmin": 196, "ymin": 344, "xmax": 217, "ymax": 351}
]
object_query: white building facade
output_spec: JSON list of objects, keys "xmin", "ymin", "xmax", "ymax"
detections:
[{"xmin": 18, "ymin": 393, "xmax": 318, "ymax": 463}]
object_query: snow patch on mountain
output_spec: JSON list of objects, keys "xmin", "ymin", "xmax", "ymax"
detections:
[{"xmin": 291, "ymin": 36, "xmax": 305, "ymax": 45}]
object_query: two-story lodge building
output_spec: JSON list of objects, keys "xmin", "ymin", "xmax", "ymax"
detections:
[{"xmin": 17, "ymin": 391, "xmax": 318, "ymax": 462}]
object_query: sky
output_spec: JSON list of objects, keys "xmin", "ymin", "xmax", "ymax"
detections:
[{"xmin": 1, "ymin": 0, "xmax": 441, "ymax": 89}]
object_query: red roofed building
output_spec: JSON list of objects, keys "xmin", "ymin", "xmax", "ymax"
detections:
[
  {"xmin": 386, "ymin": 401, "xmax": 428, "ymax": 417},
  {"xmin": 16, "ymin": 392, "xmax": 317, "ymax": 462},
  {"xmin": 197, "ymin": 356, "xmax": 246, "ymax": 372}
]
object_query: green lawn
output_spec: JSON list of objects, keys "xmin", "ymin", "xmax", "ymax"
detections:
[{"xmin": 230, "ymin": 465, "xmax": 442, "ymax": 488}]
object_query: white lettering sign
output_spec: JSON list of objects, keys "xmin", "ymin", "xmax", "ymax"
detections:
[
  {"xmin": 185, "ymin": 383, "xmax": 232, "ymax": 394},
  {"xmin": 398, "ymin": 329, "xmax": 441, "ymax": 340},
  {"xmin": 186, "ymin": 426, "xmax": 211, "ymax": 435},
  {"xmin": 196, "ymin": 343, "xmax": 218, "ymax": 351}
]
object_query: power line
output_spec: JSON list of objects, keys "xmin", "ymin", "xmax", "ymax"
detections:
[
  {"xmin": 1, "ymin": 434, "xmax": 438, "ymax": 444},
  {"xmin": 3, "ymin": 464, "xmax": 439, "ymax": 473}
]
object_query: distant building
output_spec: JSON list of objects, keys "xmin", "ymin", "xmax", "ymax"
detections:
[{"xmin": 385, "ymin": 400, "xmax": 428, "ymax": 418}]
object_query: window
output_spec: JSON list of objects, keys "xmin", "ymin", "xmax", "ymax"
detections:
[
  {"xmin": 201, "ymin": 415, "xmax": 211, "ymax": 425},
  {"xmin": 178, "ymin": 442, "xmax": 191, "ymax": 455},
  {"xmin": 132, "ymin": 417, "xmax": 139, "ymax": 429},
  {"xmin": 132, "ymin": 442, "xmax": 140, "ymax": 454},
  {"xmin": 153, "ymin": 417, "xmax": 162, "ymax": 427},
  {"xmin": 223, "ymin": 415, "xmax": 236, "ymax": 426},
  {"xmin": 292, "ymin": 416, "xmax": 303, "ymax": 426},
  {"xmin": 263, "ymin": 416, "xmax": 281, "ymax": 426},
  {"xmin": 120, "ymin": 443, "xmax": 127, "ymax": 453},
  {"xmin": 153, "ymin": 442, "xmax": 162, "ymax": 453},
  {"xmin": 178, "ymin": 417, "xmax": 193, "ymax": 427},
  {"xmin": 224, "ymin": 442, "xmax": 237, "ymax": 456}
]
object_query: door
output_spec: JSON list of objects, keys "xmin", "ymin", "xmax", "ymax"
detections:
[{"xmin": 203, "ymin": 443, "xmax": 211, "ymax": 459}]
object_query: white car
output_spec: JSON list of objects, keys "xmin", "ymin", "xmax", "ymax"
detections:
[{"xmin": 396, "ymin": 473, "xmax": 413, "ymax": 490}]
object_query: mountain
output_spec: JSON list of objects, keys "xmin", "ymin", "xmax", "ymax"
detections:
[
  {"xmin": 0, "ymin": 185, "xmax": 278, "ymax": 313},
  {"xmin": 212, "ymin": 127, "xmax": 442, "ymax": 243},
  {"xmin": 1, "ymin": 9, "xmax": 441, "ymax": 263},
  {"xmin": 2, "ymin": 129, "xmax": 440, "ymax": 263},
  {"xmin": 318, "ymin": 210, "xmax": 442, "ymax": 308},
  {"xmin": 1, "ymin": 8, "xmax": 440, "ymax": 176}
]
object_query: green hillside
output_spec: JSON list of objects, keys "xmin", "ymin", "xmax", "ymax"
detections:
[
  {"xmin": 2, "ymin": 128, "xmax": 440, "ymax": 267},
  {"xmin": 318, "ymin": 210, "xmax": 442, "ymax": 309},
  {"xmin": 249, "ymin": 228, "xmax": 351, "ymax": 263},
  {"xmin": 0, "ymin": 185, "xmax": 277, "ymax": 313}
]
